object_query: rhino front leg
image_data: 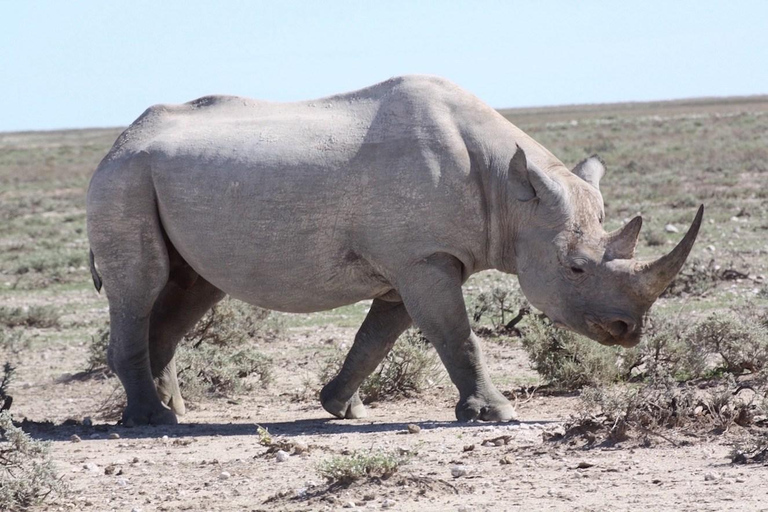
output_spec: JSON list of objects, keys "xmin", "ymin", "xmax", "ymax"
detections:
[
  {"xmin": 149, "ymin": 277, "xmax": 226, "ymax": 416},
  {"xmin": 320, "ymin": 299, "xmax": 412, "ymax": 419},
  {"xmin": 398, "ymin": 254, "xmax": 517, "ymax": 422}
]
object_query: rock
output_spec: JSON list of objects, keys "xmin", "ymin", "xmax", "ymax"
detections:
[
  {"xmin": 343, "ymin": 501, "xmax": 357, "ymax": 508},
  {"xmin": 704, "ymin": 472, "xmax": 717, "ymax": 481},
  {"xmin": 275, "ymin": 450, "xmax": 290, "ymax": 462},
  {"xmin": 82, "ymin": 417, "xmax": 92, "ymax": 426},
  {"xmin": 109, "ymin": 433, "xmax": 120, "ymax": 439},
  {"xmin": 707, "ymin": 245, "xmax": 716, "ymax": 252},
  {"xmin": 219, "ymin": 471, "xmax": 231, "ymax": 480},
  {"xmin": 499, "ymin": 455, "xmax": 513, "ymax": 465},
  {"xmin": 83, "ymin": 462, "xmax": 99, "ymax": 473},
  {"xmin": 362, "ymin": 493, "xmax": 375, "ymax": 501},
  {"xmin": 70, "ymin": 434, "xmax": 81, "ymax": 443},
  {"xmin": 131, "ymin": 508, "xmax": 142, "ymax": 512},
  {"xmin": 458, "ymin": 506, "xmax": 474, "ymax": 512},
  {"xmin": 382, "ymin": 499, "xmax": 396, "ymax": 508},
  {"xmin": 451, "ymin": 465, "xmax": 472, "ymax": 478},
  {"xmin": 292, "ymin": 441, "xmax": 309, "ymax": 454},
  {"xmin": 407, "ymin": 424, "xmax": 421, "ymax": 434},
  {"xmin": 576, "ymin": 461, "xmax": 595, "ymax": 469},
  {"xmin": 116, "ymin": 477, "xmax": 129, "ymax": 487},
  {"xmin": 665, "ymin": 224, "xmax": 679, "ymax": 233},
  {"xmin": 104, "ymin": 465, "xmax": 116, "ymax": 475},
  {"xmin": 463, "ymin": 444, "xmax": 475, "ymax": 452}
]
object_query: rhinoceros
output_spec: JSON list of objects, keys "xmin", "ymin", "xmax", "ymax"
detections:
[{"xmin": 87, "ymin": 75, "xmax": 702, "ymax": 426}]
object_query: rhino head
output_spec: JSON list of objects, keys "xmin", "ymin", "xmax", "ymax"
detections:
[{"xmin": 509, "ymin": 147, "xmax": 703, "ymax": 348}]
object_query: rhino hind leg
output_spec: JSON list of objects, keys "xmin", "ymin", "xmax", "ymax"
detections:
[
  {"xmin": 398, "ymin": 254, "xmax": 517, "ymax": 422},
  {"xmin": 320, "ymin": 299, "xmax": 412, "ymax": 419},
  {"xmin": 149, "ymin": 275, "xmax": 226, "ymax": 416}
]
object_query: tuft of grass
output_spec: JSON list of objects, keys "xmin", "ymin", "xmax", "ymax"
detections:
[
  {"xmin": 0, "ymin": 411, "xmax": 66, "ymax": 510},
  {"xmin": 0, "ymin": 306, "xmax": 60, "ymax": 329},
  {"xmin": 319, "ymin": 328, "xmax": 444, "ymax": 403},
  {"xmin": 316, "ymin": 449, "xmax": 409, "ymax": 485}
]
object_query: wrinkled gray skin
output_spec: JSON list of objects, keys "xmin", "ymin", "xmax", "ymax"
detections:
[{"xmin": 87, "ymin": 75, "xmax": 702, "ymax": 426}]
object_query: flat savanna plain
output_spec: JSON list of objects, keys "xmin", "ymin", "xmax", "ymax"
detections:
[{"xmin": 1, "ymin": 96, "xmax": 768, "ymax": 511}]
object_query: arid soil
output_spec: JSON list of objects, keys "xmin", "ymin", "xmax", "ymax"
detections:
[{"xmin": 11, "ymin": 317, "xmax": 766, "ymax": 512}]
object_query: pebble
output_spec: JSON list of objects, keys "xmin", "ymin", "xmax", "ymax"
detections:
[
  {"xmin": 275, "ymin": 450, "xmax": 290, "ymax": 462},
  {"xmin": 109, "ymin": 433, "xmax": 120, "ymax": 439},
  {"xmin": 458, "ymin": 506, "xmax": 474, "ymax": 512},
  {"xmin": 292, "ymin": 441, "xmax": 309, "ymax": 454},
  {"xmin": 382, "ymin": 499, "xmax": 396, "ymax": 508},
  {"xmin": 704, "ymin": 472, "xmax": 717, "ymax": 481},
  {"xmin": 219, "ymin": 471, "xmax": 231, "ymax": 480},
  {"xmin": 451, "ymin": 465, "xmax": 472, "ymax": 478},
  {"xmin": 131, "ymin": 508, "xmax": 142, "ymax": 512},
  {"xmin": 83, "ymin": 462, "xmax": 99, "ymax": 473},
  {"xmin": 70, "ymin": 434, "xmax": 81, "ymax": 443},
  {"xmin": 665, "ymin": 224, "xmax": 679, "ymax": 233},
  {"xmin": 343, "ymin": 501, "xmax": 357, "ymax": 508},
  {"xmin": 407, "ymin": 424, "xmax": 421, "ymax": 434},
  {"xmin": 116, "ymin": 477, "xmax": 129, "ymax": 487}
]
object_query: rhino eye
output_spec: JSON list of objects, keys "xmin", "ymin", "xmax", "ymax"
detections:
[{"xmin": 570, "ymin": 266, "xmax": 585, "ymax": 274}]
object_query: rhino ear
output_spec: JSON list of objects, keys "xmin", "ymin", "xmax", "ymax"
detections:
[
  {"xmin": 508, "ymin": 145, "xmax": 565, "ymax": 205},
  {"xmin": 572, "ymin": 155, "xmax": 605, "ymax": 191}
]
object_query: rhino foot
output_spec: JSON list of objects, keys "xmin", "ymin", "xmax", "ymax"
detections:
[
  {"xmin": 121, "ymin": 404, "xmax": 178, "ymax": 427},
  {"xmin": 320, "ymin": 386, "xmax": 367, "ymax": 419},
  {"xmin": 456, "ymin": 394, "xmax": 517, "ymax": 422}
]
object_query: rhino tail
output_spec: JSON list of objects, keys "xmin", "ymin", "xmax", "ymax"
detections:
[{"xmin": 89, "ymin": 249, "xmax": 102, "ymax": 293}]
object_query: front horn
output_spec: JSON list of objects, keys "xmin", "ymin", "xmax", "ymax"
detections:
[{"xmin": 634, "ymin": 205, "xmax": 704, "ymax": 300}]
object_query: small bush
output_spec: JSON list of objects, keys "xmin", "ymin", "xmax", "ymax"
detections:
[
  {"xmin": 176, "ymin": 343, "xmax": 272, "ymax": 399},
  {"xmin": 520, "ymin": 316, "xmax": 621, "ymax": 390},
  {"xmin": 86, "ymin": 325, "xmax": 110, "ymax": 373},
  {"xmin": 0, "ymin": 306, "xmax": 60, "ymax": 329},
  {"xmin": 566, "ymin": 375, "xmax": 757, "ymax": 445},
  {"xmin": 319, "ymin": 329, "xmax": 444, "ymax": 403},
  {"xmin": 0, "ymin": 363, "xmax": 14, "ymax": 411},
  {"xmin": 469, "ymin": 286, "xmax": 529, "ymax": 335},
  {"xmin": 662, "ymin": 258, "xmax": 748, "ymax": 298},
  {"xmin": 691, "ymin": 313, "xmax": 768, "ymax": 374},
  {"xmin": 316, "ymin": 450, "xmax": 409, "ymax": 485},
  {"xmin": 184, "ymin": 298, "xmax": 280, "ymax": 347},
  {"xmin": 0, "ymin": 412, "xmax": 66, "ymax": 510}
]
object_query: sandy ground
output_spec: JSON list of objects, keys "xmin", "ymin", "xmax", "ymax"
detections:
[{"xmin": 9, "ymin": 323, "xmax": 767, "ymax": 512}]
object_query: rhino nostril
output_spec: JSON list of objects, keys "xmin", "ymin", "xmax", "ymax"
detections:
[{"xmin": 605, "ymin": 319, "xmax": 633, "ymax": 338}]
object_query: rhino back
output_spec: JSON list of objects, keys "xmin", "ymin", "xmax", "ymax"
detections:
[{"xmin": 98, "ymin": 76, "xmax": 501, "ymax": 312}]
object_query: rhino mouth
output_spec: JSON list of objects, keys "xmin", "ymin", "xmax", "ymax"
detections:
[{"xmin": 584, "ymin": 315, "xmax": 641, "ymax": 348}]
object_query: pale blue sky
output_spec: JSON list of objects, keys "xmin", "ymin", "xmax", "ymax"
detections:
[{"xmin": 1, "ymin": 1, "xmax": 766, "ymax": 132}]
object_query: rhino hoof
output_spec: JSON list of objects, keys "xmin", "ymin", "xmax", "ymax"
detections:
[
  {"xmin": 320, "ymin": 386, "xmax": 367, "ymax": 419},
  {"xmin": 121, "ymin": 406, "xmax": 178, "ymax": 427},
  {"xmin": 456, "ymin": 398, "xmax": 517, "ymax": 423}
]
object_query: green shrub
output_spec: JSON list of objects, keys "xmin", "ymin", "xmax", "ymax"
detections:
[
  {"xmin": 176, "ymin": 343, "xmax": 272, "ymax": 399},
  {"xmin": 469, "ymin": 286, "xmax": 529, "ymax": 334},
  {"xmin": 520, "ymin": 316, "xmax": 621, "ymax": 390},
  {"xmin": 0, "ymin": 412, "xmax": 66, "ymax": 510},
  {"xmin": 691, "ymin": 312, "xmax": 768, "ymax": 374},
  {"xmin": 316, "ymin": 450, "xmax": 409, "ymax": 485},
  {"xmin": 86, "ymin": 325, "xmax": 110, "ymax": 373},
  {"xmin": 319, "ymin": 328, "xmax": 444, "ymax": 403},
  {"xmin": 184, "ymin": 298, "xmax": 281, "ymax": 347}
]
